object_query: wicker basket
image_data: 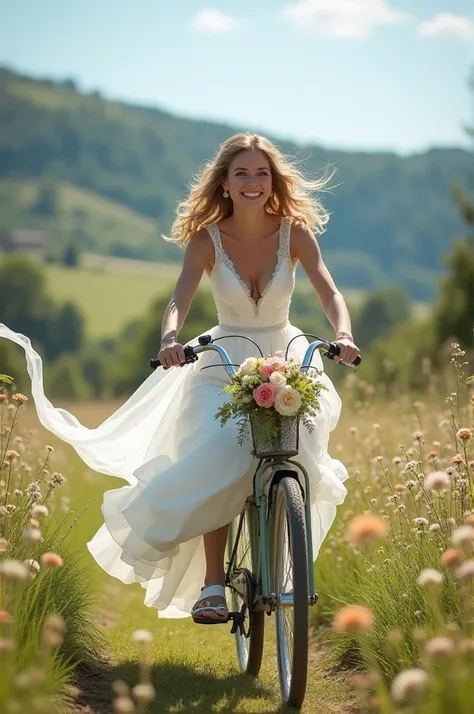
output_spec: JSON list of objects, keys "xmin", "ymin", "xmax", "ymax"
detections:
[{"xmin": 249, "ymin": 412, "xmax": 299, "ymax": 458}]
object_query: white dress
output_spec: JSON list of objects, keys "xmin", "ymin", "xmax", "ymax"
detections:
[{"xmin": 0, "ymin": 216, "xmax": 348, "ymax": 618}]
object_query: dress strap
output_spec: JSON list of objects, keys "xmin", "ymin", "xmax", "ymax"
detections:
[
  {"xmin": 279, "ymin": 216, "xmax": 293, "ymax": 260},
  {"xmin": 205, "ymin": 224, "xmax": 224, "ymax": 266}
]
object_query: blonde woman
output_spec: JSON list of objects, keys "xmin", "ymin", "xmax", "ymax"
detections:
[{"xmin": 0, "ymin": 133, "xmax": 359, "ymax": 624}]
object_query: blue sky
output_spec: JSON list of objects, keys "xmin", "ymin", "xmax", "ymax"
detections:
[{"xmin": 1, "ymin": 1, "xmax": 473, "ymax": 153}]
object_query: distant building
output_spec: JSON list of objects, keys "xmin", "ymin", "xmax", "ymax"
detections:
[{"xmin": 0, "ymin": 229, "xmax": 44, "ymax": 256}]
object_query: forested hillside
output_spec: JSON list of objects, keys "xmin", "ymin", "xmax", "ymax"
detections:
[{"xmin": 0, "ymin": 66, "xmax": 471, "ymax": 298}]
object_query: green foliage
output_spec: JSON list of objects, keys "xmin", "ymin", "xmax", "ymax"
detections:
[
  {"xmin": 107, "ymin": 288, "xmax": 218, "ymax": 395},
  {"xmin": 433, "ymin": 184, "xmax": 474, "ymax": 352},
  {"xmin": 62, "ymin": 242, "xmax": 80, "ymax": 267},
  {"xmin": 354, "ymin": 286, "xmax": 412, "ymax": 349},
  {"xmin": 45, "ymin": 353, "xmax": 90, "ymax": 400},
  {"xmin": 0, "ymin": 67, "xmax": 471, "ymax": 297},
  {"xmin": 0, "ymin": 254, "xmax": 86, "ymax": 365}
]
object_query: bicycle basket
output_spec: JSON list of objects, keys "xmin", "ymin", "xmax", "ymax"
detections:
[{"xmin": 249, "ymin": 412, "xmax": 299, "ymax": 458}]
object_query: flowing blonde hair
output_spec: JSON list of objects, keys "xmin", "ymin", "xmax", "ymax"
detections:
[{"xmin": 166, "ymin": 132, "xmax": 334, "ymax": 246}]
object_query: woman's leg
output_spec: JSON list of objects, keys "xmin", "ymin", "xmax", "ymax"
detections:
[{"xmin": 192, "ymin": 524, "xmax": 229, "ymax": 621}]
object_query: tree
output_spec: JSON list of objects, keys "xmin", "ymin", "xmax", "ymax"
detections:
[
  {"xmin": 62, "ymin": 242, "xmax": 80, "ymax": 267},
  {"xmin": 354, "ymin": 286, "xmax": 412, "ymax": 349},
  {"xmin": 433, "ymin": 68, "xmax": 474, "ymax": 353},
  {"xmin": 433, "ymin": 185, "xmax": 474, "ymax": 351}
]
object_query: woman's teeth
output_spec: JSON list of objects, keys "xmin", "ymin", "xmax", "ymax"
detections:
[{"xmin": 242, "ymin": 192, "xmax": 262, "ymax": 198}]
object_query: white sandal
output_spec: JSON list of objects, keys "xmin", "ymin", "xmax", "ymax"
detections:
[{"xmin": 191, "ymin": 585, "xmax": 228, "ymax": 625}]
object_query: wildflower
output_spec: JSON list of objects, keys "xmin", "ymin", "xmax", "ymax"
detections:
[
  {"xmin": 414, "ymin": 517, "xmax": 429, "ymax": 530},
  {"xmin": 429, "ymin": 450, "xmax": 438, "ymax": 459},
  {"xmin": 44, "ymin": 614, "xmax": 65, "ymax": 634},
  {"xmin": 392, "ymin": 456, "xmax": 401, "ymax": 465},
  {"xmin": 0, "ymin": 610, "xmax": 13, "ymax": 623},
  {"xmin": 405, "ymin": 480, "xmax": 417, "ymax": 490},
  {"xmin": 23, "ymin": 527, "xmax": 42, "ymax": 542},
  {"xmin": 346, "ymin": 515, "xmax": 389, "ymax": 545},
  {"xmin": 391, "ymin": 669, "xmax": 429, "ymax": 704},
  {"xmin": 425, "ymin": 637, "xmax": 454, "ymax": 658},
  {"xmin": 333, "ymin": 605, "xmax": 374, "ymax": 632},
  {"xmin": 23, "ymin": 559, "xmax": 41, "ymax": 578},
  {"xmin": 404, "ymin": 461, "xmax": 419, "ymax": 472},
  {"xmin": 25, "ymin": 482, "xmax": 41, "ymax": 495},
  {"xmin": 424, "ymin": 471, "xmax": 450, "ymax": 490},
  {"xmin": 46, "ymin": 445, "xmax": 54, "ymax": 453},
  {"xmin": 418, "ymin": 569, "xmax": 444, "ymax": 587},
  {"xmin": 113, "ymin": 698, "xmax": 135, "ymax": 713},
  {"xmin": 5, "ymin": 450, "xmax": 19, "ymax": 461},
  {"xmin": 132, "ymin": 684, "xmax": 156, "ymax": 702},
  {"xmin": 429, "ymin": 523, "xmax": 441, "ymax": 533},
  {"xmin": 451, "ymin": 454, "xmax": 465, "ymax": 465},
  {"xmin": 12, "ymin": 393, "xmax": 28, "ymax": 403},
  {"xmin": 31, "ymin": 504, "xmax": 49, "ymax": 518},
  {"xmin": 51, "ymin": 472, "xmax": 66, "ymax": 487},
  {"xmin": 40, "ymin": 552, "xmax": 63, "ymax": 568},
  {"xmin": 0, "ymin": 559, "xmax": 29, "ymax": 581},
  {"xmin": 131, "ymin": 629, "xmax": 153, "ymax": 643},
  {"xmin": 394, "ymin": 483, "xmax": 405, "ymax": 492},
  {"xmin": 454, "ymin": 560, "xmax": 474, "ymax": 581},
  {"xmin": 396, "ymin": 504, "xmax": 406, "ymax": 512},
  {"xmin": 447, "ymin": 517, "xmax": 457, "ymax": 527},
  {"xmin": 456, "ymin": 428, "xmax": 472, "ymax": 440},
  {"xmin": 349, "ymin": 426, "xmax": 357, "ymax": 435},
  {"xmin": 413, "ymin": 431, "xmax": 423, "ymax": 440},
  {"xmin": 0, "ymin": 394, "xmax": 7, "ymax": 404},
  {"xmin": 452, "ymin": 525, "xmax": 474, "ymax": 546}
]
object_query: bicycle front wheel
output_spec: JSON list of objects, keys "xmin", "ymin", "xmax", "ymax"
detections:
[{"xmin": 272, "ymin": 474, "xmax": 309, "ymax": 709}]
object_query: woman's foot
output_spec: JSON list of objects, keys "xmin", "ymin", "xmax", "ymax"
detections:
[{"xmin": 191, "ymin": 584, "xmax": 228, "ymax": 624}]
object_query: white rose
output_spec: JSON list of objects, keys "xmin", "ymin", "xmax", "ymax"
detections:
[
  {"xmin": 243, "ymin": 374, "xmax": 260, "ymax": 388},
  {"xmin": 238, "ymin": 357, "xmax": 258, "ymax": 375},
  {"xmin": 269, "ymin": 371, "xmax": 287, "ymax": 389},
  {"xmin": 274, "ymin": 386, "xmax": 302, "ymax": 416}
]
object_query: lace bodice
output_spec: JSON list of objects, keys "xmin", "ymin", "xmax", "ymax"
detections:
[{"xmin": 206, "ymin": 216, "xmax": 295, "ymax": 330}]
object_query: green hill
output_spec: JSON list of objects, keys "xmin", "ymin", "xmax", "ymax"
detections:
[{"xmin": 0, "ymin": 66, "xmax": 472, "ymax": 299}]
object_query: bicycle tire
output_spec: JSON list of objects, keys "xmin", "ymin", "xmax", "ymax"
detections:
[
  {"xmin": 227, "ymin": 505, "xmax": 265, "ymax": 677},
  {"xmin": 271, "ymin": 473, "xmax": 309, "ymax": 709}
]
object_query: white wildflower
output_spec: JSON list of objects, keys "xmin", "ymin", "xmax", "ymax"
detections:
[
  {"xmin": 452, "ymin": 525, "xmax": 474, "ymax": 546},
  {"xmin": 391, "ymin": 668, "xmax": 429, "ymax": 704},
  {"xmin": 418, "ymin": 569, "xmax": 444, "ymax": 587}
]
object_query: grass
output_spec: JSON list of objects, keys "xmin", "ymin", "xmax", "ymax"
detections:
[
  {"xmin": 44, "ymin": 259, "xmax": 180, "ymax": 339},
  {"xmin": 7, "ymin": 348, "xmax": 473, "ymax": 713},
  {"xmin": 18, "ymin": 401, "xmax": 356, "ymax": 714}
]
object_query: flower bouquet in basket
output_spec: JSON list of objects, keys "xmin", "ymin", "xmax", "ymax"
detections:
[{"xmin": 215, "ymin": 353, "xmax": 327, "ymax": 453}]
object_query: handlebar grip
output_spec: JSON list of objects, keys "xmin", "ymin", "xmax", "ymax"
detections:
[
  {"xmin": 328, "ymin": 342, "xmax": 362, "ymax": 366},
  {"xmin": 150, "ymin": 345, "xmax": 197, "ymax": 370}
]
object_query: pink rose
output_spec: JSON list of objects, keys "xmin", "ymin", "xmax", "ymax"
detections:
[
  {"xmin": 259, "ymin": 357, "xmax": 286, "ymax": 378},
  {"xmin": 253, "ymin": 382, "xmax": 277, "ymax": 408}
]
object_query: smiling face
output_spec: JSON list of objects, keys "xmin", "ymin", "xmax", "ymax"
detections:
[{"xmin": 223, "ymin": 149, "xmax": 272, "ymax": 208}]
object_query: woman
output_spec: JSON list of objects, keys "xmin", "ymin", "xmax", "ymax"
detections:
[{"xmin": 0, "ymin": 132, "xmax": 359, "ymax": 624}]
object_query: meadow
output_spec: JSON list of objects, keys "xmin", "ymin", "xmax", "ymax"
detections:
[{"xmin": 1, "ymin": 344, "xmax": 473, "ymax": 713}]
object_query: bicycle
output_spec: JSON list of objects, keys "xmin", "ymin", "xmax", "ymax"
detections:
[{"xmin": 150, "ymin": 333, "xmax": 360, "ymax": 710}]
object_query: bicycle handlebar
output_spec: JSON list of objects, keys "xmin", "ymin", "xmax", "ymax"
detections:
[{"xmin": 149, "ymin": 333, "xmax": 361, "ymax": 376}]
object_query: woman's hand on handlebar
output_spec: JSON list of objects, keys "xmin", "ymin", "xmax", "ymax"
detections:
[
  {"xmin": 158, "ymin": 341, "xmax": 186, "ymax": 370},
  {"xmin": 333, "ymin": 335, "xmax": 360, "ymax": 365}
]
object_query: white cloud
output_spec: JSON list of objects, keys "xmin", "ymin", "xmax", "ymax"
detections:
[
  {"xmin": 417, "ymin": 13, "xmax": 474, "ymax": 40},
  {"xmin": 281, "ymin": 0, "xmax": 408, "ymax": 39},
  {"xmin": 189, "ymin": 9, "xmax": 247, "ymax": 34}
]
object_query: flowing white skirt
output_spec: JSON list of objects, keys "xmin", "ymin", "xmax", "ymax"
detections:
[{"xmin": 0, "ymin": 321, "xmax": 348, "ymax": 618}]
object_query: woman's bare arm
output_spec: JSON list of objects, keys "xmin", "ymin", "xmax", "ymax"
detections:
[
  {"xmin": 159, "ymin": 229, "xmax": 213, "ymax": 368},
  {"xmin": 292, "ymin": 221, "xmax": 360, "ymax": 363}
]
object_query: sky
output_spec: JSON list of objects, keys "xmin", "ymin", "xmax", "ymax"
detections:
[{"xmin": 1, "ymin": 1, "xmax": 474, "ymax": 154}]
